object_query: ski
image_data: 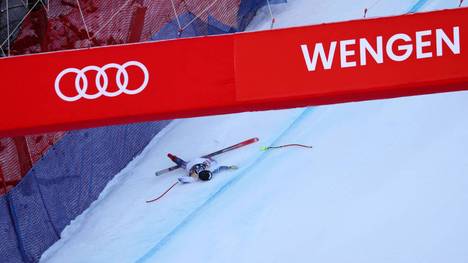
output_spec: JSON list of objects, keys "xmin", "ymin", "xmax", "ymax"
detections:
[{"xmin": 155, "ymin": 137, "xmax": 259, "ymax": 176}]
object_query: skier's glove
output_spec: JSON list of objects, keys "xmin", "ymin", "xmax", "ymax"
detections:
[{"xmin": 178, "ymin": 176, "xmax": 196, "ymax": 184}]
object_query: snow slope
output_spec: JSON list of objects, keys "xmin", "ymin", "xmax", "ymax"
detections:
[{"xmin": 41, "ymin": 1, "xmax": 468, "ymax": 262}]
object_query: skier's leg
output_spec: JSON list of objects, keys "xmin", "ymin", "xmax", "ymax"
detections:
[{"xmin": 167, "ymin": 153, "xmax": 187, "ymax": 168}]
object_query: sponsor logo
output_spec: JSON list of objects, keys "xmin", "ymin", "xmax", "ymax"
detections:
[{"xmin": 54, "ymin": 61, "xmax": 149, "ymax": 102}]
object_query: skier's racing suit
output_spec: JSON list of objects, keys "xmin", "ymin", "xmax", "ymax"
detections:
[{"xmin": 167, "ymin": 154, "xmax": 235, "ymax": 183}]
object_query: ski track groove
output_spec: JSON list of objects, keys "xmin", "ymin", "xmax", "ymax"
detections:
[
  {"xmin": 136, "ymin": 0, "xmax": 431, "ymax": 261},
  {"xmin": 135, "ymin": 107, "xmax": 315, "ymax": 263},
  {"xmin": 408, "ymin": 0, "xmax": 431, "ymax": 13}
]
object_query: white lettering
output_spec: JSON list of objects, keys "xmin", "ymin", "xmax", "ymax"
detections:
[
  {"xmin": 301, "ymin": 26, "xmax": 461, "ymax": 71},
  {"xmin": 387, "ymin": 33, "xmax": 413, "ymax": 62},
  {"xmin": 360, "ymin": 36, "xmax": 384, "ymax": 66},
  {"xmin": 301, "ymin": 42, "xmax": 337, "ymax": 71},
  {"xmin": 340, "ymin": 39, "xmax": 357, "ymax": 68},
  {"xmin": 416, "ymin": 30, "xmax": 433, "ymax": 59},
  {"xmin": 436, "ymin": 26, "xmax": 460, "ymax": 56}
]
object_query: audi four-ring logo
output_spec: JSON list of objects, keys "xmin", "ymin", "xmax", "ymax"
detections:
[{"xmin": 54, "ymin": 61, "xmax": 149, "ymax": 102}]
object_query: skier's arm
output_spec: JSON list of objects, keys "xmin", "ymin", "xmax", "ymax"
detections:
[{"xmin": 178, "ymin": 176, "xmax": 196, "ymax": 184}]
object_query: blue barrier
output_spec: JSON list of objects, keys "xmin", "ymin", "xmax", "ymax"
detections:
[{"xmin": 0, "ymin": 121, "xmax": 170, "ymax": 262}]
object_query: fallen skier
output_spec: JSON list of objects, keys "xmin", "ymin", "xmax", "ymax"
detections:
[
  {"xmin": 167, "ymin": 154, "xmax": 237, "ymax": 183},
  {"xmin": 147, "ymin": 138, "xmax": 258, "ymax": 203}
]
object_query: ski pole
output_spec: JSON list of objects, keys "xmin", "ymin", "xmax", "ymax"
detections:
[
  {"xmin": 260, "ymin": 144, "xmax": 313, "ymax": 151},
  {"xmin": 146, "ymin": 181, "xmax": 179, "ymax": 203}
]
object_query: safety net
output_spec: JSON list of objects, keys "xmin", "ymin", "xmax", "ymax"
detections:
[{"xmin": 0, "ymin": 0, "xmax": 284, "ymax": 262}]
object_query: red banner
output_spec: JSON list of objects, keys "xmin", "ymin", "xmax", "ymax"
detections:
[{"xmin": 1, "ymin": 8, "xmax": 467, "ymax": 136}]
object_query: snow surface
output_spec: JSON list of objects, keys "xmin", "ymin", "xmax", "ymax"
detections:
[{"xmin": 41, "ymin": 1, "xmax": 468, "ymax": 262}]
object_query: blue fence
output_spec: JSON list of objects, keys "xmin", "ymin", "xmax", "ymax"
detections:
[
  {"xmin": 0, "ymin": 0, "xmax": 285, "ymax": 262},
  {"xmin": 0, "ymin": 121, "xmax": 170, "ymax": 262}
]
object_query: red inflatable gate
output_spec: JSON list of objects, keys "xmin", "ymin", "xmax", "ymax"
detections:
[{"xmin": 0, "ymin": 7, "xmax": 467, "ymax": 137}]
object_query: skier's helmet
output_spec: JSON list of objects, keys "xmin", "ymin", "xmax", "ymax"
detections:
[{"xmin": 198, "ymin": 170, "xmax": 213, "ymax": 181}]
